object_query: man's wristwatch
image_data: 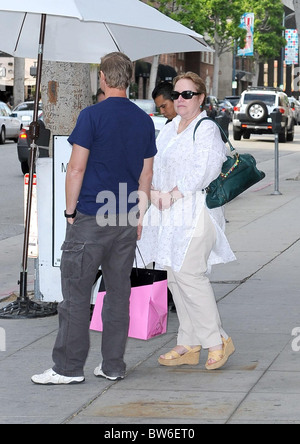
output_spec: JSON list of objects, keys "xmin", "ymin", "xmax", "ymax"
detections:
[{"xmin": 64, "ymin": 209, "xmax": 77, "ymax": 219}]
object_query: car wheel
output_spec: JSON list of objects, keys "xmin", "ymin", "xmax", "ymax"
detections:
[
  {"xmin": 233, "ymin": 127, "xmax": 242, "ymax": 140},
  {"xmin": 246, "ymin": 101, "xmax": 268, "ymax": 123},
  {"xmin": 278, "ymin": 125, "xmax": 287, "ymax": 143},
  {"xmin": 0, "ymin": 126, "xmax": 5, "ymax": 144},
  {"xmin": 287, "ymin": 122, "xmax": 294, "ymax": 142},
  {"xmin": 21, "ymin": 161, "xmax": 29, "ymax": 175}
]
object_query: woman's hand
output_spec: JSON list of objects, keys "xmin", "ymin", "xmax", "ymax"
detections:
[
  {"xmin": 150, "ymin": 189, "xmax": 161, "ymax": 209},
  {"xmin": 159, "ymin": 192, "xmax": 172, "ymax": 210},
  {"xmin": 151, "ymin": 187, "xmax": 183, "ymax": 211}
]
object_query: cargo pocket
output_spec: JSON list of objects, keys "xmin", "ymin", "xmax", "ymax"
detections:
[{"xmin": 60, "ymin": 241, "xmax": 85, "ymax": 279}]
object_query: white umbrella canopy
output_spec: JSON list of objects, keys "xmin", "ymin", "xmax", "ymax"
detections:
[{"xmin": 0, "ymin": 0, "xmax": 212, "ymax": 62}]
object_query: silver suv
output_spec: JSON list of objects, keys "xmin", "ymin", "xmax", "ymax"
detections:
[{"xmin": 233, "ymin": 87, "xmax": 294, "ymax": 143}]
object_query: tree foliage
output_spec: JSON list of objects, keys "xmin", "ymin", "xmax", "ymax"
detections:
[
  {"xmin": 241, "ymin": 0, "xmax": 286, "ymax": 62},
  {"xmin": 147, "ymin": 0, "xmax": 247, "ymax": 56},
  {"xmin": 146, "ymin": 0, "xmax": 287, "ymax": 93},
  {"xmin": 147, "ymin": 0, "xmax": 286, "ymax": 62}
]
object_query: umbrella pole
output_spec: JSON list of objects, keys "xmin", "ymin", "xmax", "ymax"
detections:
[
  {"xmin": 20, "ymin": 14, "xmax": 46, "ymax": 302},
  {"xmin": 0, "ymin": 14, "xmax": 57, "ymax": 318}
]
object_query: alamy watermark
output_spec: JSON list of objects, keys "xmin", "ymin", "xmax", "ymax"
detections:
[
  {"xmin": 291, "ymin": 327, "xmax": 300, "ymax": 352},
  {"xmin": 95, "ymin": 183, "xmax": 205, "ymax": 229},
  {"xmin": 0, "ymin": 327, "xmax": 6, "ymax": 352},
  {"xmin": 292, "ymin": 68, "xmax": 300, "ymax": 92}
]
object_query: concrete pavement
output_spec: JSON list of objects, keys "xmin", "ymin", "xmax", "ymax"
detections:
[{"xmin": 0, "ymin": 134, "xmax": 300, "ymax": 425}]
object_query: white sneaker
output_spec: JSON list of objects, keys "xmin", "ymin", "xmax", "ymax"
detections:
[
  {"xmin": 31, "ymin": 368, "xmax": 85, "ymax": 385},
  {"xmin": 94, "ymin": 364, "xmax": 124, "ymax": 381}
]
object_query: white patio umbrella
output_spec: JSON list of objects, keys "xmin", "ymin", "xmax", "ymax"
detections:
[
  {"xmin": 0, "ymin": 0, "xmax": 212, "ymax": 318},
  {"xmin": 0, "ymin": 0, "xmax": 211, "ymax": 62}
]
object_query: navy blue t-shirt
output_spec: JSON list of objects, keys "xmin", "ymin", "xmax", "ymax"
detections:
[{"xmin": 68, "ymin": 97, "xmax": 157, "ymax": 215}]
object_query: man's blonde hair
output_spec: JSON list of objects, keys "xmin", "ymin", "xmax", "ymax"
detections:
[{"xmin": 100, "ymin": 52, "xmax": 133, "ymax": 90}]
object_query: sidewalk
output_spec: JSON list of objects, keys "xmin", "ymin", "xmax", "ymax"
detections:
[
  {"xmin": 0, "ymin": 145, "xmax": 300, "ymax": 424},
  {"xmin": 0, "ymin": 234, "xmax": 34, "ymax": 300}
]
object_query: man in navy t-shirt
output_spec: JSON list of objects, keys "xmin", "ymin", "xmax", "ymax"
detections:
[
  {"xmin": 32, "ymin": 52, "xmax": 157, "ymax": 386},
  {"xmin": 68, "ymin": 95, "xmax": 156, "ymax": 217}
]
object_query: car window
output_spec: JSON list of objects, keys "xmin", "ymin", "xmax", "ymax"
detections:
[
  {"xmin": 0, "ymin": 104, "xmax": 9, "ymax": 116},
  {"xmin": 4, "ymin": 104, "xmax": 12, "ymax": 115},
  {"xmin": 243, "ymin": 94, "xmax": 276, "ymax": 106},
  {"xmin": 130, "ymin": 100, "xmax": 156, "ymax": 115},
  {"xmin": 280, "ymin": 95, "xmax": 289, "ymax": 107},
  {"xmin": 207, "ymin": 96, "xmax": 218, "ymax": 106},
  {"xmin": 15, "ymin": 104, "xmax": 31, "ymax": 111},
  {"xmin": 225, "ymin": 97, "xmax": 240, "ymax": 106},
  {"xmin": 14, "ymin": 102, "xmax": 42, "ymax": 112}
]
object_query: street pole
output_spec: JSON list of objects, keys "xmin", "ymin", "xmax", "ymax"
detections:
[
  {"xmin": 232, "ymin": 41, "xmax": 237, "ymax": 95},
  {"xmin": 272, "ymin": 132, "xmax": 282, "ymax": 195},
  {"xmin": 270, "ymin": 109, "xmax": 283, "ymax": 196}
]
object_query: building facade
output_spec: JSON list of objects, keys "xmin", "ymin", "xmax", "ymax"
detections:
[{"xmin": 0, "ymin": 53, "xmax": 37, "ymax": 106}]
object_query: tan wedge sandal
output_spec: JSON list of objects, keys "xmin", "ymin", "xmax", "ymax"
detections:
[
  {"xmin": 158, "ymin": 345, "xmax": 201, "ymax": 367},
  {"xmin": 205, "ymin": 337, "xmax": 235, "ymax": 371}
]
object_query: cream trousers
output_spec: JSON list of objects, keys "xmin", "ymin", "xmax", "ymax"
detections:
[{"xmin": 166, "ymin": 206, "xmax": 228, "ymax": 349}]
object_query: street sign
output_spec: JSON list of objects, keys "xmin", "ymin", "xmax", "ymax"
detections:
[
  {"xmin": 53, "ymin": 136, "xmax": 72, "ymax": 267},
  {"xmin": 285, "ymin": 29, "xmax": 299, "ymax": 65},
  {"xmin": 238, "ymin": 13, "xmax": 255, "ymax": 57}
]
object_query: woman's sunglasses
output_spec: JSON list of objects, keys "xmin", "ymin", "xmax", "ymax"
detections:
[{"xmin": 171, "ymin": 90, "xmax": 201, "ymax": 100}]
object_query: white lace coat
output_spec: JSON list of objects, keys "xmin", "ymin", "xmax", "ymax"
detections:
[{"xmin": 137, "ymin": 111, "xmax": 236, "ymax": 272}]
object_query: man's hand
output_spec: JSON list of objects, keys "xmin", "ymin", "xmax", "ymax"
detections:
[
  {"xmin": 137, "ymin": 222, "xmax": 143, "ymax": 241},
  {"xmin": 150, "ymin": 189, "xmax": 161, "ymax": 209},
  {"xmin": 137, "ymin": 157, "xmax": 154, "ymax": 241}
]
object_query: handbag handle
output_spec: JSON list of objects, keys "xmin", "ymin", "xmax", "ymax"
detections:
[
  {"xmin": 193, "ymin": 117, "xmax": 235, "ymax": 153},
  {"xmin": 133, "ymin": 245, "xmax": 150, "ymax": 277}
]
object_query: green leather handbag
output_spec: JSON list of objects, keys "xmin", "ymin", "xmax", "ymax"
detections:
[{"xmin": 193, "ymin": 118, "xmax": 266, "ymax": 209}]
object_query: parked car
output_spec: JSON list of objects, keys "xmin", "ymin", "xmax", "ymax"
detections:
[
  {"xmin": 17, "ymin": 116, "xmax": 50, "ymax": 174},
  {"xmin": 233, "ymin": 87, "xmax": 294, "ymax": 143},
  {"xmin": 288, "ymin": 97, "xmax": 300, "ymax": 125},
  {"xmin": 11, "ymin": 101, "xmax": 43, "ymax": 126},
  {"xmin": 224, "ymin": 95, "xmax": 241, "ymax": 107},
  {"xmin": 131, "ymin": 99, "xmax": 165, "ymax": 136},
  {"xmin": 130, "ymin": 99, "xmax": 157, "ymax": 115},
  {"xmin": 218, "ymin": 99, "xmax": 234, "ymax": 120},
  {"xmin": 0, "ymin": 101, "xmax": 22, "ymax": 144},
  {"xmin": 151, "ymin": 115, "xmax": 167, "ymax": 137},
  {"xmin": 204, "ymin": 95, "xmax": 219, "ymax": 119}
]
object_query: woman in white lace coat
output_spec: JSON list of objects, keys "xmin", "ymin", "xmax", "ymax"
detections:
[{"xmin": 138, "ymin": 72, "xmax": 236, "ymax": 370}]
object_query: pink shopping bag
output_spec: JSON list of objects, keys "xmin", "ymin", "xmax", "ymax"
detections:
[{"xmin": 90, "ymin": 268, "xmax": 168, "ymax": 340}]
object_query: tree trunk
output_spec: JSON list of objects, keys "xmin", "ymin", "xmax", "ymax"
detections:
[
  {"xmin": 41, "ymin": 61, "xmax": 92, "ymax": 155},
  {"xmin": 212, "ymin": 51, "xmax": 220, "ymax": 97},
  {"xmin": 148, "ymin": 55, "xmax": 160, "ymax": 100},
  {"xmin": 252, "ymin": 54, "xmax": 260, "ymax": 87},
  {"xmin": 13, "ymin": 57, "xmax": 25, "ymax": 107}
]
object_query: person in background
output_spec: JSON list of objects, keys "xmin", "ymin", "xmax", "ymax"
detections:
[
  {"xmin": 96, "ymin": 88, "xmax": 105, "ymax": 103},
  {"xmin": 152, "ymin": 81, "xmax": 177, "ymax": 312},
  {"xmin": 31, "ymin": 52, "xmax": 157, "ymax": 385},
  {"xmin": 152, "ymin": 81, "xmax": 177, "ymax": 122}
]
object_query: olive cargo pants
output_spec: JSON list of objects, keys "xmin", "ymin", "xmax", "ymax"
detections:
[{"xmin": 52, "ymin": 212, "xmax": 137, "ymax": 378}]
